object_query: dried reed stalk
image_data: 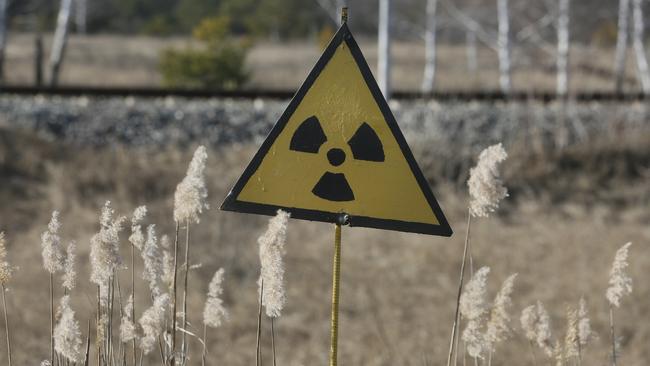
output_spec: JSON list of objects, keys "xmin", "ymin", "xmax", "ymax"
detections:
[
  {"xmin": 50, "ymin": 273, "xmax": 55, "ymax": 366},
  {"xmin": 96, "ymin": 286, "xmax": 101, "ymax": 366},
  {"xmin": 256, "ymin": 280, "xmax": 264, "ymax": 366},
  {"xmin": 201, "ymin": 324, "xmax": 207, "ymax": 366},
  {"xmin": 446, "ymin": 210, "xmax": 472, "ymax": 366},
  {"xmin": 170, "ymin": 221, "xmax": 180, "ymax": 365},
  {"xmin": 1, "ymin": 284, "xmax": 11, "ymax": 366},
  {"xmin": 527, "ymin": 340, "xmax": 538, "ymax": 366},
  {"xmin": 609, "ymin": 307, "xmax": 617, "ymax": 366},
  {"xmin": 131, "ymin": 242, "xmax": 137, "ymax": 366},
  {"xmin": 181, "ymin": 220, "xmax": 191, "ymax": 363},
  {"xmin": 271, "ymin": 318, "xmax": 277, "ymax": 366},
  {"xmin": 84, "ymin": 320, "xmax": 90, "ymax": 366}
]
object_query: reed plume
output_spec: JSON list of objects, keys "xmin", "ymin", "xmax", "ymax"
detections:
[
  {"xmin": 173, "ymin": 145, "xmax": 209, "ymax": 363},
  {"xmin": 606, "ymin": 242, "xmax": 633, "ymax": 366},
  {"xmin": 204, "ymin": 268, "xmax": 228, "ymax": 328},
  {"xmin": 173, "ymin": 145, "xmax": 209, "ymax": 225},
  {"xmin": 467, "ymin": 143, "xmax": 509, "ymax": 218},
  {"xmin": 577, "ymin": 297, "xmax": 592, "ymax": 362},
  {"xmin": 485, "ymin": 273, "xmax": 517, "ymax": 364},
  {"xmin": 90, "ymin": 201, "xmax": 126, "ymax": 301},
  {"xmin": 535, "ymin": 302, "xmax": 554, "ymax": 357},
  {"xmin": 139, "ymin": 293, "xmax": 170, "ymax": 355},
  {"xmin": 202, "ymin": 268, "xmax": 228, "ymax": 366},
  {"xmin": 41, "ymin": 211, "xmax": 65, "ymax": 274},
  {"xmin": 62, "ymin": 241, "xmax": 77, "ymax": 292},
  {"xmin": 41, "ymin": 211, "xmax": 65, "ymax": 366},
  {"xmin": 258, "ymin": 210, "xmax": 289, "ymax": 318},
  {"xmin": 564, "ymin": 307, "xmax": 579, "ymax": 361},
  {"xmin": 0, "ymin": 232, "xmax": 12, "ymax": 286},
  {"xmin": 161, "ymin": 235, "xmax": 174, "ymax": 293},
  {"xmin": 129, "ymin": 206, "xmax": 147, "ymax": 251},
  {"xmin": 53, "ymin": 295, "xmax": 83, "ymax": 363},
  {"xmin": 460, "ymin": 266, "xmax": 490, "ymax": 359},
  {"xmin": 120, "ymin": 294, "xmax": 137, "ymax": 343},
  {"xmin": 521, "ymin": 301, "xmax": 554, "ymax": 360},
  {"xmin": 606, "ymin": 242, "xmax": 633, "ymax": 308},
  {"xmin": 141, "ymin": 224, "xmax": 162, "ymax": 297}
]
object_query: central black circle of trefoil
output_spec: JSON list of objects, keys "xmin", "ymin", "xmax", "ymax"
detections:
[{"xmin": 327, "ymin": 148, "xmax": 346, "ymax": 166}]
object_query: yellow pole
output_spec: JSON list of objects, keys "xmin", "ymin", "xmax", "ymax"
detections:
[
  {"xmin": 330, "ymin": 10, "xmax": 348, "ymax": 365},
  {"xmin": 329, "ymin": 223, "xmax": 342, "ymax": 366}
]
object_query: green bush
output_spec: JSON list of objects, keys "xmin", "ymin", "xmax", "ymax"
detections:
[{"xmin": 160, "ymin": 16, "xmax": 249, "ymax": 89}]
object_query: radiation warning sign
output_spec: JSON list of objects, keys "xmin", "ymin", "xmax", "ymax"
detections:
[{"xmin": 221, "ymin": 24, "xmax": 452, "ymax": 236}]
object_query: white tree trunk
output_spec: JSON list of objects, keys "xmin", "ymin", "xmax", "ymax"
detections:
[
  {"xmin": 421, "ymin": 0, "xmax": 438, "ymax": 94},
  {"xmin": 497, "ymin": 0, "xmax": 511, "ymax": 93},
  {"xmin": 556, "ymin": 0, "xmax": 570, "ymax": 96},
  {"xmin": 632, "ymin": 0, "xmax": 650, "ymax": 93},
  {"xmin": 50, "ymin": 0, "xmax": 73, "ymax": 86},
  {"xmin": 0, "ymin": 0, "xmax": 7, "ymax": 83},
  {"xmin": 378, "ymin": 0, "xmax": 392, "ymax": 99},
  {"xmin": 614, "ymin": 0, "xmax": 631, "ymax": 93},
  {"xmin": 75, "ymin": 0, "xmax": 87, "ymax": 34},
  {"xmin": 466, "ymin": 31, "xmax": 477, "ymax": 72}
]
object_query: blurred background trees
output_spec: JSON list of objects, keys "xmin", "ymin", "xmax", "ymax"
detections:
[
  {"xmin": 3, "ymin": 0, "xmax": 621, "ymax": 40},
  {"xmin": 1, "ymin": 0, "xmax": 648, "ymax": 93}
]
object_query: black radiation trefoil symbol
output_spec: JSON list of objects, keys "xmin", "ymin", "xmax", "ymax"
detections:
[{"xmin": 289, "ymin": 115, "xmax": 385, "ymax": 202}]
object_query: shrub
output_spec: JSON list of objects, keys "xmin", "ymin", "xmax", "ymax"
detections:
[{"xmin": 160, "ymin": 16, "xmax": 249, "ymax": 89}]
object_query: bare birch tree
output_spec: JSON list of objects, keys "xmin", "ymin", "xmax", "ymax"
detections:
[
  {"xmin": 556, "ymin": 0, "xmax": 570, "ymax": 96},
  {"xmin": 421, "ymin": 0, "xmax": 438, "ymax": 94},
  {"xmin": 75, "ymin": 0, "xmax": 86, "ymax": 34},
  {"xmin": 50, "ymin": 0, "xmax": 73, "ymax": 86},
  {"xmin": 497, "ymin": 0, "xmax": 512, "ymax": 93},
  {"xmin": 614, "ymin": 0, "xmax": 631, "ymax": 93},
  {"xmin": 378, "ymin": 0, "xmax": 392, "ymax": 99},
  {"xmin": 466, "ymin": 31, "xmax": 478, "ymax": 72},
  {"xmin": 0, "ymin": 0, "xmax": 7, "ymax": 84},
  {"xmin": 632, "ymin": 0, "xmax": 650, "ymax": 93}
]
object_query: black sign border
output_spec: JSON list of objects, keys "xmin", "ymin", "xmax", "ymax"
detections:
[{"xmin": 221, "ymin": 24, "xmax": 453, "ymax": 237}]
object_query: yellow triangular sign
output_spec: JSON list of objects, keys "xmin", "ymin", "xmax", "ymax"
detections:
[{"xmin": 221, "ymin": 24, "xmax": 452, "ymax": 236}]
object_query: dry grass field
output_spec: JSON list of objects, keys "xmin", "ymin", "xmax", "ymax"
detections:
[
  {"xmin": 2, "ymin": 32, "xmax": 648, "ymax": 92},
  {"xmin": 0, "ymin": 116, "xmax": 648, "ymax": 365}
]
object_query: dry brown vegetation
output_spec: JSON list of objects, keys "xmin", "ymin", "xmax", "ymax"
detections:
[{"xmin": 0, "ymin": 124, "xmax": 648, "ymax": 365}]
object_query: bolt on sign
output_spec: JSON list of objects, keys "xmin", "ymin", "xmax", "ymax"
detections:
[{"xmin": 222, "ymin": 23, "xmax": 452, "ymax": 237}]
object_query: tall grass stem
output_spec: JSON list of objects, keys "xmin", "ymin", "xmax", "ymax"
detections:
[
  {"xmin": 256, "ymin": 280, "xmax": 264, "ymax": 366},
  {"xmin": 201, "ymin": 324, "xmax": 207, "ymax": 366},
  {"xmin": 609, "ymin": 306, "xmax": 617, "ymax": 366},
  {"xmin": 171, "ymin": 221, "xmax": 180, "ymax": 364},
  {"xmin": 50, "ymin": 273, "xmax": 55, "ymax": 366},
  {"xmin": 1, "ymin": 284, "xmax": 11, "ymax": 366},
  {"xmin": 84, "ymin": 320, "xmax": 90, "ymax": 366},
  {"xmin": 446, "ymin": 210, "xmax": 472, "ymax": 366},
  {"xmin": 131, "ymin": 242, "xmax": 137, "ymax": 366},
  {"xmin": 181, "ymin": 221, "xmax": 191, "ymax": 363},
  {"xmin": 271, "ymin": 317, "xmax": 276, "ymax": 366},
  {"xmin": 528, "ymin": 340, "xmax": 538, "ymax": 366},
  {"xmin": 96, "ymin": 286, "xmax": 101, "ymax": 366}
]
